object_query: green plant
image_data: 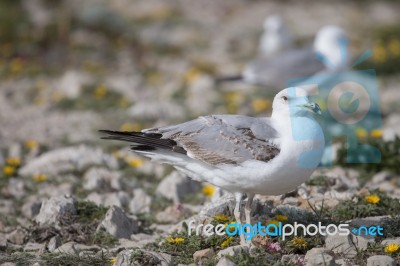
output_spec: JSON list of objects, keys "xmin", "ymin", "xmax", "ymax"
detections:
[
  {"xmin": 336, "ymin": 136, "xmax": 400, "ymax": 175},
  {"xmin": 328, "ymin": 190, "xmax": 400, "ymax": 222},
  {"xmin": 75, "ymin": 200, "xmax": 108, "ymax": 224}
]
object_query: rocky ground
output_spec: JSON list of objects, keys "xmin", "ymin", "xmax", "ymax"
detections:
[{"xmin": 0, "ymin": 0, "xmax": 400, "ymax": 265}]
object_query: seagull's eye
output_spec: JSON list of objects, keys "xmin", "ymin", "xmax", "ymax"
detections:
[{"xmin": 282, "ymin": 96, "xmax": 288, "ymax": 101}]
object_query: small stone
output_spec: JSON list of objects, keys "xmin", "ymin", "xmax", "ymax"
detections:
[
  {"xmin": 217, "ymin": 245, "xmax": 249, "ymax": 258},
  {"xmin": 371, "ymin": 171, "xmax": 391, "ymax": 183},
  {"xmin": 156, "ymin": 171, "xmax": 201, "ymax": 203},
  {"xmin": 7, "ymin": 228, "xmax": 27, "ymax": 245},
  {"xmin": 367, "ymin": 255, "xmax": 396, "ymax": 266},
  {"xmin": 83, "ymin": 167, "xmax": 123, "ymax": 191},
  {"xmin": 156, "ymin": 206, "xmax": 182, "ymax": 224},
  {"xmin": 47, "ymin": 235, "xmax": 61, "ymax": 252},
  {"xmin": 0, "ymin": 200, "xmax": 15, "ymax": 215},
  {"xmin": 131, "ymin": 233, "xmax": 156, "ymax": 242},
  {"xmin": 381, "ymin": 237, "xmax": 400, "ymax": 246},
  {"xmin": 97, "ymin": 206, "xmax": 138, "ymax": 239},
  {"xmin": 350, "ymin": 216, "xmax": 389, "ymax": 228},
  {"xmin": 114, "ymin": 249, "xmax": 173, "ymax": 266},
  {"xmin": 351, "ymin": 234, "xmax": 374, "ymax": 250},
  {"xmin": 0, "ymin": 234, "xmax": 7, "ymax": 250},
  {"xmin": 21, "ymin": 199, "xmax": 42, "ymax": 219},
  {"xmin": 23, "ymin": 242, "xmax": 45, "ymax": 253},
  {"xmin": 35, "ymin": 195, "xmax": 76, "ymax": 226},
  {"xmin": 282, "ymin": 197, "xmax": 299, "ymax": 206},
  {"xmin": 53, "ymin": 242, "xmax": 78, "ymax": 255},
  {"xmin": 216, "ymin": 257, "xmax": 237, "ymax": 266},
  {"xmin": 335, "ymin": 259, "xmax": 351, "ymax": 266},
  {"xmin": 7, "ymin": 178, "xmax": 26, "ymax": 199},
  {"xmin": 200, "ymin": 193, "xmax": 235, "ymax": 218},
  {"xmin": 193, "ymin": 248, "xmax": 215, "ymax": 261},
  {"xmin": 86, "ymin": 192, "xmax": 129, "ymax": 208},
  {"xmin": 129, "ymin": 188, "xmax": 152, "ymax": 214},
  {"xmin": 325, "ymin": 234, "xmax": 356, "ymax": 258},
  {"xmin": 304, "ymin": 247, "xmax": 335, "ymax": 266}
]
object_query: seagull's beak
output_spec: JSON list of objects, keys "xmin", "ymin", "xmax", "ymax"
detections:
[{"xmin": 300, "ymin": 102, "xmax": 322, "ymax": 115}]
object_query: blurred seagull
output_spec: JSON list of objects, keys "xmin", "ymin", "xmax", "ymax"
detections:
[
  {"xmin": 259, "ymin": 15, "xmax": 293, "ymax": 57},
  {"xmin": 217, "ymin": 25, "xmax": 349, "ymax": 90},
  {"xmin": 100, "ymin": 87, "xmax": 324, "ymax": 244}
]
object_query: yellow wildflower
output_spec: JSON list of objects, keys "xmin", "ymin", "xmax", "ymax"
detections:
[
  {"xmin": 202, "ymin": 185, "xmax": 215, "ymax": 198},
  {"xmin": 251, "ymin": 98, "xmax": 271, "ymax": 113},
  {"xmin": 33, "ymin": 174, "xmax": 47, "ymax": 182},
  {"xmin": 119, "ymin": 123, "xmax": 141, "ymax": 132},
  {"xmin": 166, "ymin": 237, "xmax": 185, "ymax": 244},
  {"xmin": 6, "ymin": 157, "xmax": 20, "ymax": 167},
  {"xmin": 365, "ymin": 194, "xmax": 380, "ymax": 204},
  {"xmin": 291, "ymin": 236, "xmax": 308, "ymax": 249},
  {"xmin": 224, "ymin": 91, "xmax": 242, "ymax": 104},
  {"xmin": 224, "ymin": 221, "xmax": 236, "ymax": 232},
  {"xmin": 226, "ymin": 103, "xmax": 238, "ymax": 114},
  {"xmin": 266, "ymin": 219, "xmax": 279, "ymax": 227},
  {"xmin": 10, "ymin": 58, "xmax": 23, "ymax": 74},
  {"xmin": 385, "ymin": 243, "xmax": 400, "ymax": 253},
  {"xmin": 3, "ymin": 166, "xmax": 15, "ymax": 176},
  {"xmin": 316, "ymin": 99, "xmax": 326, "ymax": 111},
  {"xmin": 275, "ymin": 214, "xmax": 288, "ymax": 222},
  {"xmin": 370, "ymin": 129, "xmax": 383, "ymax": 138},
  {"xmin": 33, "ymin": 97, "xmax": 45, "ymax": 106},
  {"xmin": 118, "ymin": 97, "xmax": 131, "ymax": 108},
  {"xmin": 372, "ymin": 43, "xmax": 387, "ymax": 63},
  {"xmin": 183, "ymin": 68, "xmax": 201, "ymax": 83},
  {"xmin": 220, "ymin": 236, "xmax": 233, "ymax": 248},
  {"xmin": 94, "ymin": 84, "xmax": 107, "ymax": 99},
  {"xmin": 388, "ymin": 38, "xmax": 400, "ymax": 57},
  {"xmin": 214, "ymin": 214, "xmax": 229, "ymax": 223},
  {"xmin": 126, "ymin": 158, "xmax": 143, "ymax": 167},
  {"xmin": 110, "ymin": 257, "xmax": 117, "ymax": 264},
  {"xmin": 355, "ymin": 127, "xmax": 368, "ymax": 139},
  {"xmin": 51, "ymin": 91, "xmax": 64, "ymax": 103},
  {"xmin": 25, "ymin": 139, "xmax": 39, "ymax": 150}
]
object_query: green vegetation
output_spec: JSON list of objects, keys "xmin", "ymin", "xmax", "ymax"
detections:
[
  {"xmin": 328, "ymin": 190, "xmax": 400, "ymax": 222},
  {"xmin": 76, "ymin": 200, "xmax": 108, "ymax": 224},
  {"xmin": 336, "ymin": 136, "xmax": 400, "ymax": 175},
  {"xmin": 91, "ymin": 231, "xmax": 118, "ymax": 247}
]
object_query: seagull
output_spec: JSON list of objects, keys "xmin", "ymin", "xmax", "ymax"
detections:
[
  {"xmin": 259, "ymin": 15, "xmax": 293, "ymax": 57},
  {"xmin": 216, "ymin": 25, "xmax": 348, "ymax": 90},
  {"xmin": 100, "ymin": 87, "xmax": 325, "ymax": 244}
]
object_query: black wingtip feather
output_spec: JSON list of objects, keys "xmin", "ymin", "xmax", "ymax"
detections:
[{"xmin": 99, "ymin": 129, "xmax": 187, "ymax": 154}]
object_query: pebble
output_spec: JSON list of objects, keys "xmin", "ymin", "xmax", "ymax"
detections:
[{"xmin": 97, "ymin": 206, "xmax": 138, "ymax": 239}]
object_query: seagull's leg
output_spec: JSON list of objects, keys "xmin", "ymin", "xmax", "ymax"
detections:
[
  {"xmin": 245, "ymin": 193, "xmax": 254, "ymax": 226},
  {"xmin": 233, "ymin": 192, "xmax": 246, "ymax": 245},
  {"xmin": 244, "ymin": 193, "xmax": 255, "ymax": 246}
]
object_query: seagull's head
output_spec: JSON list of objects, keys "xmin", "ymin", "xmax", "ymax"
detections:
[
  {"xmin": 272, "ymin": 87, "xmax": 321, "ymax": 119},
  {"xmin": 314, "ymin": 25, "xmax": 348, "ymax": 69}
]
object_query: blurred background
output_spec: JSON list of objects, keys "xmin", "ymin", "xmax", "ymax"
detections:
[{"xmin": 1, "ymin": 0, "xmax": 400, "ymax": 265}]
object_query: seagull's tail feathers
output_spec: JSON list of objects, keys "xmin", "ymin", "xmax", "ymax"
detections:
[
  {"xmin": 214, "ymin": 74, "xmax": 243, "ymax": 84},
  {"xmin": 99, "ymin": 130, "xmax": 187, "ymax": 154}
]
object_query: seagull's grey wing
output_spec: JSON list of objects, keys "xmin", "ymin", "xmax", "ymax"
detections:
[
  {"xmin": 243, "ymin": 48, "xmax": 325, "ymax": 88},
  {"xmin": 144, "ymin": 115, "xmax": 280, "ymax": 166}
]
